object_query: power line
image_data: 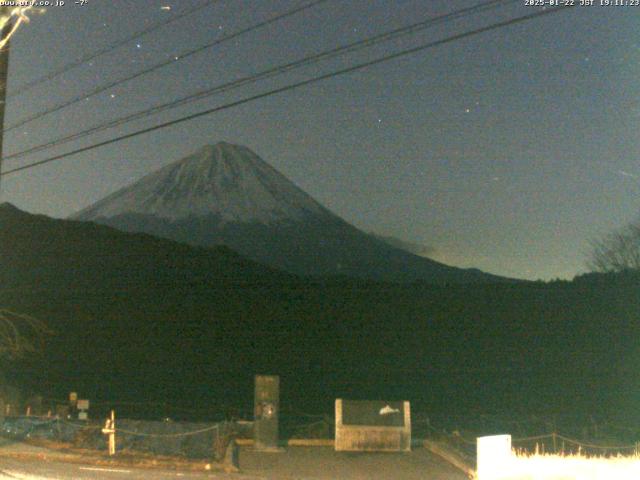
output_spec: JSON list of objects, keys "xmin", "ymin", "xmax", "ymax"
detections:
[
  {"xmin": 5, "ymin": 0, "xmax": 520, "ymax": 163},
  {"xmin": 3, "ymin": 0, "xmax": 330, "ymax": 133},
  {"xmin": 5, "ymin": 0, "xmax": 220, "ymax": 98},
  {"xmin": 0, "ymin": 5, "xmax": 574, "ymax": 178}
]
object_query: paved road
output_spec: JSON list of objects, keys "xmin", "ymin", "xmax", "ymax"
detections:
[
  {"xmin": 0, "ymin": 441, "xmax": 469, "ymax": 479},
  {"xmin": 239, "ymin": 446, "xmax": 469, "ymax": 480},
  {"xmin": 0, "ymin": 457, "xmax": 261, "ymax": 480}
]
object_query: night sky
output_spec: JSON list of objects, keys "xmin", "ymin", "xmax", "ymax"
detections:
[{"xmin": 1, "ymin": 0, "xmax": 638, "ymax": 280}]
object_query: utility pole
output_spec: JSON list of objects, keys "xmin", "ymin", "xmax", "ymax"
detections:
[{"xmin": 0, "ymin": 6, "xmax": 12, "ymax": 198}]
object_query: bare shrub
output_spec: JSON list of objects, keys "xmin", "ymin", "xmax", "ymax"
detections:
[
  {"xmin": 589, "ymin": 220, "xmax": 640, "ymax": 273},
  {"xmin": 0, "ymin": 309, "xmax": 52, "ymax": 359}
]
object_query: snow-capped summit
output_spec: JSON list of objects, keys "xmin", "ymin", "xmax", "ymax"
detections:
[{"xmin": 73, "ymin": 142, "xmax": 328, "ymax": 224}]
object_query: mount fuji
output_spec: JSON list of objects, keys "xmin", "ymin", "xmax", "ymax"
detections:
[{"xmin": 72, "ymin": 142, "xmax": 504, "ymax": 283}]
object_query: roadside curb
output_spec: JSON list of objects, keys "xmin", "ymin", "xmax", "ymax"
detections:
[
  {"xmin": 0, "ymin": 443, "xmax": 236, "ymax": 474},
  {"xmin": 235, "ymin": 438, "xmax": 334, "ymax": 447},
  {"xmin": 423, "ymin": 439, "xmax": 476, "ymax": 479}
]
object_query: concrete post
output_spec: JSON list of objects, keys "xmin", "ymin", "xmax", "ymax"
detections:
[
  {"xmin": 477, "ymin": 434, "xmax": 512, "ymax": 480},
  {"xmin": 254, "ymin": 375, "xmax": 281, "ymax": 451}
]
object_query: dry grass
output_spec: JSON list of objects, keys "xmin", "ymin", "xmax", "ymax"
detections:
[{"xmin": 488, "ymin": 451, "xmax": 640, "ymax": 480}]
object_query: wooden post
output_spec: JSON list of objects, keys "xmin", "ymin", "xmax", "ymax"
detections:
[
  {"xmin": 109, "ymin": 410, "xmax": 116, "ymax": 455},
  {"xmin": 102, "ymin": 410, "xmax": 116, "ymax": 456},
  {"xmin": 552, "ymin": 432, "xmax": 557, "ymax": 453}
]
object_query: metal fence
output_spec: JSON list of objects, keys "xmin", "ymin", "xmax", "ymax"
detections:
[{"xmin": 0, "ymin": 414, "xmax": 251, "ymax": 460}]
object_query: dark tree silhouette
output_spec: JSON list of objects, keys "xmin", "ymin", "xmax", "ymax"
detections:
[{"xmin": 589, "ymin": 219, "xmax": 640, "ymax": 273}]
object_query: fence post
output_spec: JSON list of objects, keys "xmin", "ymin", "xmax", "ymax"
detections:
[
  {"xmin": 102, "ymin": 410, "xmax": 116, "ymax": 456},
  {"xmin": 110, "ymin": 410, "xmax": 116, "ymax": 455},
  {"xmin": 552, "ymin": 432, "xmax": 557, "ymax": 453}
]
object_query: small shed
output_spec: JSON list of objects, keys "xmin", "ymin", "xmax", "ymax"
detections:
[{"xmin": 335, "ymin": 399, "xmax": 411, "ymax": 452}]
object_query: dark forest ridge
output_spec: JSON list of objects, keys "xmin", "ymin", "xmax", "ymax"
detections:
[
  {"xmin": 0, "ymin": 200, "xmax": 292, "ymax": 288},
  {"xmin": 1, "ymin": 203, "xmax": 639, "ymax": 421}
]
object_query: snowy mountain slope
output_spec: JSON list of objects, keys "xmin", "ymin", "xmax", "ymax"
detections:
[
  {"xmin": 74, "ymin": 142, "xmax": 329, "ymax": 224},
  {"xmin": 72, "ymin": 142, "xmax": 508, "ymax": 283}
]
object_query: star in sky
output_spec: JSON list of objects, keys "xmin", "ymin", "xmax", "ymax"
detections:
[{"xmin": 4, "ymin": 0, "xmax": 637, "ymax": 281}]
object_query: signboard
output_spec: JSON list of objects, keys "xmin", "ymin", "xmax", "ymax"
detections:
[
  {"xmin": 77, "ymin": 399, "xmax": 90, "ymax": 410},
  {"xmin": 335, "ymin": 399, "xmax": 411, "ymax": 452}
]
